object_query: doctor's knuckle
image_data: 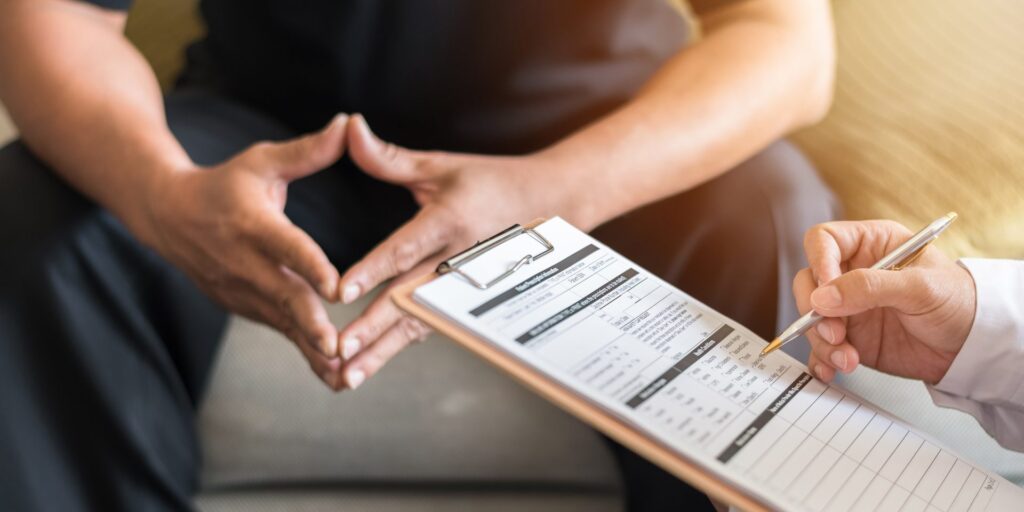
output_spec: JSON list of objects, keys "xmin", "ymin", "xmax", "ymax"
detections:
[
  {"xmin": 805, "ymin": 223, "xmax": 831, "ymax": 246},
  {"xmin": 794, "ymin": 268, "xmax": 811, "ymax": 288},
  {"xmin": 878, "ymin": 220, "xmax": 911, "ymax": 236},
  {"xmin": 848, "ymin": 269, "xmax": 877, "ymax": 296}
]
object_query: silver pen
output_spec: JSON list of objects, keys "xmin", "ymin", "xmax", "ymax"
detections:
[{"xmin": 760, "ymin": 212, "xmax": 959, "ymax": 356}]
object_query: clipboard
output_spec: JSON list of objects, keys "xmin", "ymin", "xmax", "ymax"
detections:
[{"xmin": 391, "ymin": 218, "xmax": 771, "ymax": 511}]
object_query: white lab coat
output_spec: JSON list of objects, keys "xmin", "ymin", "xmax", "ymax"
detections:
[{"xmin": 927, "ymin": 259, "xmax": 1024, "ymax": 453}]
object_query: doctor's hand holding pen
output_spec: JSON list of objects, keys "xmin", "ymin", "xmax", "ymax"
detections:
[{"xmin": 790, "ymin": 220, "xmax": 976, "ymax": 384}]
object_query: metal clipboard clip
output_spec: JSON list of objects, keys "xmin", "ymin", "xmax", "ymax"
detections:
[{"xmin": 436, "ymin": 224, "xmax": 555, "ymax": 290}]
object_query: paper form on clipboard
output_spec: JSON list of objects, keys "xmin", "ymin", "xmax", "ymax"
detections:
[{"xmin": 404, "ymin": 217, "xmax": 1024, "ymax": 512}]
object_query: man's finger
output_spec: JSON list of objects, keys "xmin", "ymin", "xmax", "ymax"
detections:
[
  {"xmin": 338, "ymin": 206, "xmax": 452, "ymax": 304},
  {"xmin": 221, "ymin": 279, "xmax": 342, "ymax": 388},
  {"xmin": 278, "ymin": 268, "xmax": 339, "ymax": 357},
  {"xmin": 346, "ymin": 114, "xmax": 442, "ymax": 184},
  {"xmin": 342, "ymin": 315, "xmax": 430, "ymax": 390},
  {"xmin": 261, "ymin": 292, "xmax": 342, "ymax": 389},
  {"xmin": 811, "ymin": 268, "xmax": 935, "ymax": 317},
  {"xmin": 251, "ymin": 214, "xmax": 339, "ymax": 301},
  {"xmin": 256, "ymin": 113, "xmax": 348, "ymax": 180},
  {"xmin": 336, "ymin": 289, "xmax": 404, "ymax": 361},
  {"xmin": 210, "ymin": 280, "xmax": 292, "ymax": 336},
  {"xmin": 241, "ymin": 250, "xmax": 339, "ymax": 356},
  {"xmin": 337, "ymin": 257, "xmax": 443, "ymax": 360},
  {"xmin": 289, "ymin": 329, "xmax": 344, "ymax": 390}
]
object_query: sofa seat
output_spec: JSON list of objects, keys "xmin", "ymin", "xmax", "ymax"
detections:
[
  {"xmin": 197, "ymin": 294, "xmax": 624, "ymax": 511},
  {"xmin": 196, "ymin": 489, "xmax": 619, "ymax": 512}
]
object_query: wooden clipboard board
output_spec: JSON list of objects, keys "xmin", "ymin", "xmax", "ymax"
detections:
[{"xmin": 391, "ymin": 219, "xmax": 772, "ymax": 512}]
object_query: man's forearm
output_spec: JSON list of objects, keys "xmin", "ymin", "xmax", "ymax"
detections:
[
  {"xmin": 538, "ymin": 0, "xmax": 835, "ymax": 230},
  {"xmin": 0, "ymin": 0, "xmax": 192, "ymax": 234}
]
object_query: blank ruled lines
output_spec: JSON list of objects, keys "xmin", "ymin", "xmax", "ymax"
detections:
[{"xmin": 730, "ymin": 379, "xmax": 1005, "ymax": 512}]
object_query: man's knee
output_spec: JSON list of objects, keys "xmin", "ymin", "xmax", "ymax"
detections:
[
  {"xmin": 0, "ymin": 140, "xmax": 150, "ymax": 303},
  {"xmin": 735, "ymin": 140, "xmax": 838, "ymax": 227},
  {"xmin": 697, "ymin": 140, "xmax": 838, "ymax": 265},
  {"xmin": 676, "ymin": 140, "xmax": 837, "ymax": 335}
]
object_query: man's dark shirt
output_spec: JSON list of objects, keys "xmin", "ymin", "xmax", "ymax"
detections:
[{"xmin": 85, "ymin": 0, "xmax": 687, "ymax": 154}]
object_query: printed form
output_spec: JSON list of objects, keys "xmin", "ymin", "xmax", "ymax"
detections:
[{"xmin": 413, "ymin": 217, "xmax": 1024, "ymax": 512}]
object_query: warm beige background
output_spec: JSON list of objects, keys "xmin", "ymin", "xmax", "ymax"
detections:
[{"xmin": 792, "ymin": 0, "xmax": 1024, "ymax": 259}]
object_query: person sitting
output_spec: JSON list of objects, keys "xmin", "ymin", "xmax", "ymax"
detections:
[{"xmin": 0, "ymin": 0, "xmax": 836, "ymax": 509}]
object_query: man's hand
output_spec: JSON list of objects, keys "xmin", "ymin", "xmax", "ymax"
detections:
[
  {"xmin": 331, "ymin": 115, "xmax": 567, "ymax": 389},
  {"xmin": 133, "ymin": 114, "xmax": 350, "ymax": 389},
  {"xmin": 794, "ymin": 220, "xmax": 977, "ymax": 384}
]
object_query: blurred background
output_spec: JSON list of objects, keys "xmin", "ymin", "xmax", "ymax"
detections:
[{"xmin": 3, "ymin": 0, "xmax": 1023, "ymax": 510}]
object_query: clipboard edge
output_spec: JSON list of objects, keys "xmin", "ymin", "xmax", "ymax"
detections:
[{"xmin": 390, "ymin": 219, "xmax": 772, "ymax": 512}]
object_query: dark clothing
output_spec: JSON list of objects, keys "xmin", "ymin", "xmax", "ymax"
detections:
[
  {"xmin": 105, "ymin": 0, "xmax": 687, "ymax": 154},
  {"xmin": 191, "ymin": 0, "xmax": 687, "ymax": 154},
  {"xmin": 0, "ymin": 90, "xmax": 834, "ymax": 511}
]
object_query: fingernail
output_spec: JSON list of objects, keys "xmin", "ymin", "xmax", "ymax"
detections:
[
  {"xmin": 324, "ymin": 113, "xmax": 345, "ymax": 133},
  {"xmin": 320, "ymin": 280, "xmax": 337, "ymax": 301},
  {"xmin": 814, "ymin": 364, "xmax": 826, "ymax": 380},
  {"xmin": 341, "ymin": 284, "xmax": 360, "ymax": 304},
  {"xmin": 347, "ymin": 369, "xmax": 365, "ymax": 390},
  {"xmin": 320, "ymin": 335, "xmax": 338, "ymax": 356},
  {"xmin": 342, "ymin": 337, "xmax": 361, "ymax": 360},
  {"xmin": 816, "ymin": 322, "xmax": 834, "ymax": 344},
  {"xmin": 355, "ymin": 115, "xmax": 383, "ymax": 145},
  {"xmin": 830, "ymin": 351, "xmax": 847, "ymax": 371},
  {"xmin": 811, "ymin": 285, "xmax": 842, "ymax": 309},
  {"xmin": 321, "ymin": 274, "xmax": 340, "ymax": 300},
  {"xmin": 326, "ymin": 358, "xmax": 342, "ymax": 372}
]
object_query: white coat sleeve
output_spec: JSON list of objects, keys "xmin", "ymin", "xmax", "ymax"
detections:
[{"xmin": 927, "ymin": 258, "xmax": 1024, "ymax": 452}]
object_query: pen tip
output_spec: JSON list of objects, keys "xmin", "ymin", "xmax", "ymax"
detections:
[
  {"xmin": 946, "ymin": 211, "xmax": 958, "ymax": 222},
  {"xmin": 760, "ymin": 338, "xmax": 782, "ymax": 356}
]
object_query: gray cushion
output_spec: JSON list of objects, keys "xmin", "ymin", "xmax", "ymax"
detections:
[
  {"xmin": 197, "ymin": 489, "xmax": 621, "ymax": 512},
  {"xmin": 197, "ymin": 293, "xmax": 623, "ymax": 492}
]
